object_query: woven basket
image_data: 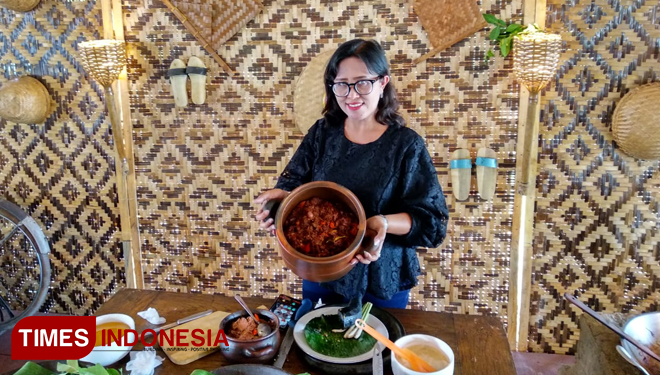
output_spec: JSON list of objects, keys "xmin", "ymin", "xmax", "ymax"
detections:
[
  {"xmin": 293, "ymin": 50, "xmax": 335, "ymax": 134},
  {"xmin": 612, "ymin": 82, "xmax": 660, "ymax": 160},
  {"xmin": 0, "ymin": 76, "xmax": 51, "ymax": 124},
  {"xmin": 0, "ymin": 0, "xmax": 40, "ymax": 12}
]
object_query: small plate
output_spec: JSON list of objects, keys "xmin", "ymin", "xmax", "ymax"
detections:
[{"xmin": 293, "ymin": 306, "xmax": 388, "ymax": 364}]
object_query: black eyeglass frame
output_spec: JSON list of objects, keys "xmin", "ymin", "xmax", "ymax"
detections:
[{"xmin": 329, "ymin": 76, "xmax": 383, "ymax": 97}]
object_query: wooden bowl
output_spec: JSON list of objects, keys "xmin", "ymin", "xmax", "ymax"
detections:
[{"xmin": 275, "ymin": 181, "xmax": 367, "ymax": 283}]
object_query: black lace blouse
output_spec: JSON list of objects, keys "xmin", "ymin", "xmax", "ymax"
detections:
[{"xmin": 274, "ymin": 117, "xmax": 449, "ymax": 300}]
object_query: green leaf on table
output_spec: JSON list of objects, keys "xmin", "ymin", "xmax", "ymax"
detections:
[
  {"xmin": 304, "ymin": 314, "xmax": 376, "ymax": 358},
  {"xmin": 489, "ymin": 27, "xmax": 501, "ymax": 40},
  {"xmin": 14, "ymin": 362, "xmax": 54, "ymax": 375},
  {"xmin": 78, "ymin": 364, "xmax": 110, "ymax": 375},
  {"xmin": 106, "ymin": 369, "xmax": 122, "ymax": 375},
  {"xmin": 67, "ymin": 361, "xmax": 80, "ymax": 371},
  {"xmin": 190, "ymin": 370, "xmax": 215, "ymax": 375},
  {"xmin": 56, "ymin": 362, "xmax": 79, "ymax": 374}
]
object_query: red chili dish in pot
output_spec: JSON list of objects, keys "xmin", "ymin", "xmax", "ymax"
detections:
[{"xmin": 283, "ymin": 197, "xmax": 359, "ymax": 257}]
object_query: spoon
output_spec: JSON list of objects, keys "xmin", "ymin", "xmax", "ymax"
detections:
[
  {"xmin": 617, "ymin": 345, "xmax": 651, "ymax": 375},
  {"xmin": 355, "ymin": 319, "xmax": 436, "ymax": 373},
  {"xmin": 564, "ymin": 293, "xmax": 660, "ymax": 363},
  {"xmin": 234, "ymin": 295, "xmax": 271, "ymax": 337}
]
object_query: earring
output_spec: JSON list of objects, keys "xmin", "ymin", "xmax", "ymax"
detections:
[{"xmin": 380, "ymin": 92, "xmax": 383, "ymax": 99}]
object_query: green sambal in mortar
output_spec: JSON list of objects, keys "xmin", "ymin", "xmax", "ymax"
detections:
[{"xmin": 304, "ymin": 314, "xmax": 377, "ymax": 358}]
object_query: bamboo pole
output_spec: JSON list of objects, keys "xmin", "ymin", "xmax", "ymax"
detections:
[
  {"xmin": 507, "ymin": 0, "xmax": 547, "ymax": 352},
  {"xmin": 112, "ymin": 0, "xmax": 143, "ymax": 290},
  {"xmin": 98, "ymin": 0, "xmax": 144, "ymax": 289}
]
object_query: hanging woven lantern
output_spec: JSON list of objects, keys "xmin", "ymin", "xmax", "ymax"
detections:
[
  {"xmin": 513, "ymin": 30, "xmax": 562, "ymax": 94},
  {"xmin": 78, "ymin": 40, "xmax": 127, "ymax": 88},
  {"xmin": 77, "ymin": 39, "xmax": 128, "ymax": 161}
]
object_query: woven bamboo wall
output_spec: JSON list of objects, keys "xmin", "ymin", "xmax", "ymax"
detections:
[
  {"xmin": 0, "ymin": 0, "xmax": 124, "ymax": 315},
  {"xmin": 123, "ymin": 0, "xmax": 522, "ymax": 318},
  {"xmin": 529, "ymin": 0, "xmax": 660, "ymax": 354}
]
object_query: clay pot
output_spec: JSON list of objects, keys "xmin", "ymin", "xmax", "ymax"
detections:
[
  {"xmin": 0, "ymin": 0, "xmax": 40, "ymax": 12},
  {"xmin": 219, "ymin": 310, "xmax": 281, "ymax": 364},
  {"xmin": 0, "ymin": 76, "xmax": 51, "ymax": 124},
  {"xmin": 272, "ymin": 181, "xmax": 375, "ymax": 283}
]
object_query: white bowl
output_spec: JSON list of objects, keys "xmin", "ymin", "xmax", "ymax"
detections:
[
  {"xmin": 391, "ymin": 334, "xmax": 455, "ymax": 375},
  {"xmin": 621, "ymin": 311, "xmax": 660, "ymax": 375},
  {"xmin": 81, "ymin": 313, "xmax": 135, "ymax": 367}
]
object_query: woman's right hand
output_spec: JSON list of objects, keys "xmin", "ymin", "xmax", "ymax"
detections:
[{"xmin": 254, "ymin": 189, "xmax": 290, "ymax": 231}]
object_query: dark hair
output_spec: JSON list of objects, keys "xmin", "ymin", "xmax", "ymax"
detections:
[{"xmin": 322, "ymin": 39, "xmax": 405, "ymax": 127}]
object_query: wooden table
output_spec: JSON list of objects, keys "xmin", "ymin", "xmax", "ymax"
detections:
[{"xmin": 2, "ymin": 289, "xmax": 516, "ymax": 374}]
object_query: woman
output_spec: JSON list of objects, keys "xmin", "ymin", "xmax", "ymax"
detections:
[{"xmin": 255, "ymin": 39, "xmax": 448, "ymax": 309}]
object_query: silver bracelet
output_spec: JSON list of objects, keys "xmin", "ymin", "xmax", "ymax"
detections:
[{"xmin": 378, "ymin": 214, "xmax": 388, "ymax": 233}]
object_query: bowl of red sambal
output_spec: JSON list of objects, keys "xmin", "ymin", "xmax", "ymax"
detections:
[{"xmin": 273, "ymin": 181, "xmax": 368, "ymax": 282}]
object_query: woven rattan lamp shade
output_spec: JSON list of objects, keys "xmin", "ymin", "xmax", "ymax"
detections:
[
  {"xmin": 293, "ymin": 50, "xmax": 335, "ymax": 134},
  {"xmin": 612, "ymin": 82, "xmax": 660, "ymax": 160},
  {"xmin": 513, "ymin": 31, "xmax": 561, "ymax": 94},
  {"xmin": 78, "ymin": 40, "xmax": 127, "ymax": 87}
]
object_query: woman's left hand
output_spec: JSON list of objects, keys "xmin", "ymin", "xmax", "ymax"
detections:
[{"xmin": 352, "ymin": 215, "xmax": 387, "ymax": 265}]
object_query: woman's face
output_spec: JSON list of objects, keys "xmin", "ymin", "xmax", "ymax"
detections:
[{"xmin": 332, "ymin": 57, "xmax": 389, "ymax": 123}]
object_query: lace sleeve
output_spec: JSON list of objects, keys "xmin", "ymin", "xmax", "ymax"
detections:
[
  {"xmin": 274, "ymin": 120, "xmax": 321, "ymax": 191},
  {"xmin": 395, "ymin": 136, "xmax": 449, "ymax": 248}
]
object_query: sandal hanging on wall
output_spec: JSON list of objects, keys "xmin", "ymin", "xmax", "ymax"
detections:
[
  {"xmin": 476, "ymin": 148, "xmax": 498, "ymax": 201},
  {"xmin": 168, "ymin": 58, "xmax": 188, "ymax": 107},
  {"xmin": 450, "ymin": 149, "xmax": 471, "ymax": 201},
  {"xmin": 186, "ymin": 56, "xmax": 207, "ymax": 105}
]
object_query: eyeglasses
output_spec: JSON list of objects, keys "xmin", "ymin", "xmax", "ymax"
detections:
[{"xmin": 329, "ymin": 77, "xmax": 382, "ymax": 97}]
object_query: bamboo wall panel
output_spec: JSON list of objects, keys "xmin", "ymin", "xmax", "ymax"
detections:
[
  {"xmin": 123, "ymin": 0, "xmax": 522, "ymax": 318},
  {"xmin": 529, "ymin": 0, "xmax": 660, "ymax": 354},
  {"xmin": 0, "ymin": 0, "xmax": 124, "ymax": 315}
]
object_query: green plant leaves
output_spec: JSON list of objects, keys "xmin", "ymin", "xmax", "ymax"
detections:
[
  {"xmin": 483, "ymin": 13, "xmax": 528, "ymax": 60},
  {"xmin": 483, "ymin": 13, "xmax": 506, "ymax": 27},
  {"xmin": 500, "ymin": 36, "xmax": 513, "ymax": 57},
  {"xmin": 78, "ymin": 364, "xmax": 111, "ymax": 375},
  {"xmin": 486, "ymin": 50, "xmax": 495, "ymax": 61},
  {"xmin": 506, "ymin": 24, "xmax": 524, "ymax": 33},
  {"xmin": 190, "ymin": 370, "xmax": 215, "ymax": 375},
  {"xmin": 489, "ymin": 27, "xmax": 501, "ymax": 40}
]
